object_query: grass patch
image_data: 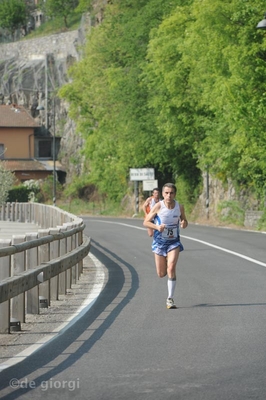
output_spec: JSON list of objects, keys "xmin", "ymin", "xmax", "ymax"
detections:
[
  {"xmin": 57, "ymin": 198, "xmax": 138, "ymax": 218},
  {"xmin": 22, "ymin": 13, "xmax": 82, "ymax": 40},
  {"xmin": 257, "ymin": 209, "xmax": 266, "ymax": 231},
  {"xmin": 216, "ymin": 200, "xmax": 245, "ymax": 226}
]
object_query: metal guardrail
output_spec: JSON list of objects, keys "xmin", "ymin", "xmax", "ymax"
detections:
[
  {"xmin": 0, "ymin": 234, "xmax": 90, "ymax": 303},
  {"xmin": 0, "ymin": 203, "xmax": 91, "ymax": 334}
]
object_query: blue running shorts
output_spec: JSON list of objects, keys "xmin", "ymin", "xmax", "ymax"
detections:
[{"xmin": 152, "ymin": 237, "xmax": 184, "ymax": 257}]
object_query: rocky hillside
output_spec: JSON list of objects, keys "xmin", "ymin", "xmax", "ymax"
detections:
[{"xmin": 0, "ymin": 17, "xmax": 91, "ymax": 182}]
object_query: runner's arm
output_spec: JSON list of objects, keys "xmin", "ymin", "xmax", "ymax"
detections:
[
  {"xmin": 180, "ymin": 204, "xmax": 188, "ymax": 229},
  {"xmin": 143, "ymin": 203, "xmax": 165, "ymax": 232},
  {"xmin": 142, "ymin": 197, "xmax": 151, "ymax": 215}
]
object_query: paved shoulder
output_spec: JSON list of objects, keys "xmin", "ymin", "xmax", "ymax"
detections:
[
  {"xmin": 0, "ymin": 221, "xmax": 39, "ymax": 239},
  {"xmin": 0, "ymin": 254, "xmax": 106, "ymax": 371}
]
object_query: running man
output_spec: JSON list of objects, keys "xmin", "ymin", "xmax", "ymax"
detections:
[
  {"xmin": 143, "ymin": 183, "xmax": 188, "ymax": 309},
  {"xmin": 142, "ymin": 188, "xmax": 160, "ymax": 237}
]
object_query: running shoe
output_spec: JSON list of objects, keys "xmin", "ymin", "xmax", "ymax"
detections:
[{"xmin": 166, "ymin": 297, "xmax": 177, "ymax": 309}]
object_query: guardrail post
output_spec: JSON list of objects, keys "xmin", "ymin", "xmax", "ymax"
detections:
[
  {"xmin": 64, "ymin": 223, "xmax": 73, "ymax": 290},
  {"xmin": 11, "ymin": 235, "xmax": 26, "ymax": 323},
  {"xmin": 71, "ymin": 224, "xmax": 77, "ymax": 285},
  {"xmin": 23, "ymin": 203, "xmax": 28, "ymax": 222},
  {"xmin": 73, "ymin": 223, "xmax": 80, "ymax": 281},
  {"xmin": 31, "ymin": 203, "xmax": 38, "ymax": 224},
  {"xmin": 10, "ymin": 203, "xmax": 15, "ymax": 222},
  {"xmin": 27, "ymin": 203, "xmax": 31, "ymax": 223},
  {"xmin": 38, "ymin": 229, "xmax": 51, "ymax": 306},
  {"xmin": 58, "ymin": 226, "xmax": 67, "ymax": 295},
  {"xmin": 14, "ymin": 202, "xmax": 19, "ymax": 221},
  {"xmin": 17, "ymin": 203, "xmax": 23, "ymax": 222},
  {"xmin": 77, "ymin": 224, "xmax": 84, "ymax": 278},
  {"xmin": 26, "ymin": 233, "xmax": 39, "ymax": 314},
  {"xmin": 39, "ymin": 204, "xmax": 45, "ymax": 228},
  {"xmin": 49, "ymin": 228, "xmax": 59, "ymax": 300},
  {"xmin": 49, "ymin": 207, "xmax": 55, "ymax": 228},
  {"xmin": 6, "ymin": 203, "xmax": 11, "ymax": 221},
  {"xmin": 20, "ymin": 203, "xmax": 26, "ymax": 222},
  {"xmin": 0, "ymin": 240, "xmax": 11, "ymax": 333}
]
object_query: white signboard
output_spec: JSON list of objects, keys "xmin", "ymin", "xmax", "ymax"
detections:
[
  {"xmin": 143, "ymin": 180, "xmax": 158, "ymax": 191},
  {"xmin": 130, "ymin": 168, "xmax": 155, "ymax": 181}
]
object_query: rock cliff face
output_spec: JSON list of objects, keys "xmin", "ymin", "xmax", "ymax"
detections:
[{"xmin": 0, "ymin": 17, "xmax": 91, "ymax": 182}]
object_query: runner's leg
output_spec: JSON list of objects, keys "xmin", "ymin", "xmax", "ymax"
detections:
[
  {"xmin": 166, "ymin": 247, "xmax": 180, "ymax": 299},
  {"xmin": 167, "ymin": 247, "xmax": 180, "ymax": 278},
  {"xmin": 155, "ymin": 254, "xmax": 167, "ymax": 277}
]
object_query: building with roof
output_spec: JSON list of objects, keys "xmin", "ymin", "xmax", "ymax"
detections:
[{"xmin": 0, "ymin": 104, "xmax": 65, "ymax": 184}]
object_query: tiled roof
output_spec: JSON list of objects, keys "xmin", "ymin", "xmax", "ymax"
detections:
[
  {"xmin": 1, "ymin": 159, "xmax": 65, "ymax": 172},
  {"xmin": 39, "ymin": 160, "xmax": 66, "ymax": 172},
  {"xmin": 0, "ymin": 104, "xmax": 39, "ymax": 128}
]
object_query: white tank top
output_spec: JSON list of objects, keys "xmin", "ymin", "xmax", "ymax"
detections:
[
  {"xmin": 150, "ymin": 197, "xmax": 157, "ymax": 208},
  {"xmin": 156, "ymin": 200, "xmax": 181, "ymax": 226}
]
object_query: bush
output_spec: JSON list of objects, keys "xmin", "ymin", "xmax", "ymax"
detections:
[
  {"xmin": 38, "ymin": 176, "xmax": 63, "ymax": 204},
  {"xmin": 217, "ymin": 201, "xmax": 245, "ymax": 226},
  {"xmin": 8, "ymin": 186, "xmax": 30, "ymax": 202},
  {"xmin": 8, "ymin": 180, "xmax": 41, "ymax": 202},
  {"xmin": 174, "ymin": 175, "xmax": 201, "ymax": 214},
  {"xmin": 0, "ymin": 162, "xmax": 15, "ymax": 203},
  {"xmin": 257, "ymin": 210, "xmax": 266, "ymax": 231}
]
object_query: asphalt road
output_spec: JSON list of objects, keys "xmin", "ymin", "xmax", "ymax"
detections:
[{"xmin": 0, "ymin": 217, "xmax": 266, "ymax": 400}]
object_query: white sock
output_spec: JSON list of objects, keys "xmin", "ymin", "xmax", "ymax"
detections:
[{"xmin": 167, "ymin": 278, "xmax": 176, "ymax": 299}]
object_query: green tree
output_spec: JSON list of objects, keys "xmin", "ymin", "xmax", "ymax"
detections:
[
  {"xmin": 0, "ymin": 0, "xmax": 27, "ymax": 40},
  {"xmin": 60, "ymin": 0, "xmax": 185, "ymax": 200},
  {"xmin": 75, "ymin": 0, "xmax": 94, "ymax": 13},
  {"xmin": 145, "ymin": 0, "xmax": 266, "ymax": 202},
  {"xmin": 41, "ymin": 0, "xmax": 79, "ymax": 28},
  {"xmin": 0, "ymin": 163, "xmax": 15, "ymax": 204},
  {"xmin": 60, "ymin": 0, "xmax": 266, "ymax": 206}
]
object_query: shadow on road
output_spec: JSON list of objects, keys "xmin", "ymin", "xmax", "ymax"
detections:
[{"xmin": 0, "ymin": 239, "xmax": 139, "ymax": 398}]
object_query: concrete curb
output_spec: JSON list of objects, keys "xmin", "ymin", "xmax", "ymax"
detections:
[{"xmin": 0, "ymin": 253, "xmax": 106, "ymax": 372}]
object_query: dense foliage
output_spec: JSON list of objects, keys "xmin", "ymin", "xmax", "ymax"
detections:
[
  {"xmin": 40, "ymin": 0, "xmax": 79, "ymax": 28},
  {"xmin": 0, "ymin": 0, "xmax": 27, "ymax": 39},
  {"xmin": 8, "ymin": 186, "xmax": 31, "ymax": 202},
  {"xmin": 0, "ymin": 163, "xmax": 15, "ymax": 204},
  {"xmin": 60, "ymin": 0, "xmax": 266, "ymax": 206}
]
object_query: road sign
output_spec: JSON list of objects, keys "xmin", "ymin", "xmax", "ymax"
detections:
[
  {"xmin": 130, "ymin": 168, "xmax": 154, "ymax": 181},
  {"xmin": 143, "ymin": 180, "xmax": 158, "ymax": 191}
]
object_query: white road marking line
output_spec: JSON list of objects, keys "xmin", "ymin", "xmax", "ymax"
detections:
[
  {"xmin": 181, "ymin": 235, "xmax": 266, "ymax": 268},
  {"xmin": 90, "ymin": 220, "xmax": 266, "ymax": 268}
]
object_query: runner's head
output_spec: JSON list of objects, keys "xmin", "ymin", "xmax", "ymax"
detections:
[
  {"xmin": 152, "ymin": 188, "xmax": 160, "ymax": 200},
  {"xmin": 162, "ymin": 183, "xmax": 176, "ymax": 194}
]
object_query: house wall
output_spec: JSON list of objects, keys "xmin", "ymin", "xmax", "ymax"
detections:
[
  {"xmin": 15, "ymin": 170, "xmax": 51, "ymax": 183},
  {"xmin": 0, "ymin": 128, "xmax": 34, "ymax": 158}
]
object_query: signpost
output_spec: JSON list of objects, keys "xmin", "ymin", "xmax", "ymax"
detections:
[
  {"xmin": 130, "ymin": 168, "xmax": 155, "ymax": 215},
  {"xmin": 143, "ymin": 180, "xmax": 158, "ymax": 191},
  {"xmin": 130, "ymin": 168, "xmax": 154, "ymax": 181}
]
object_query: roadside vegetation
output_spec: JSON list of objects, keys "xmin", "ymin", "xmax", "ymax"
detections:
[
  {"xmin": 1, "ymin": 0, "xmax": 266, "ymax": 230},
  {"xmin": 60, "ymin": 0, "xmax": 266, "ymax": 216},
  {"xmin": 25, "ymin": 13, "xmax": 82, "ymax": 38},
  {"xmin": 0, "ymin": 0, "xmax": 82, "ymax": 40}
]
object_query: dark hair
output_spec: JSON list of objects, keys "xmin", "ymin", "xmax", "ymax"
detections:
[
  {"xmin": 162, "ymin": 183, "xmax": 176, "ymax": 193},
  {"xmin": 152, "ymin": 188, "xmax": 159, "ymax": 193}
]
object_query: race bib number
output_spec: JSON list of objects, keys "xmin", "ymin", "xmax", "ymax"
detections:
[{"xmin": 162, "ymin": 226, "xmax": 178, "ymax": 240}]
